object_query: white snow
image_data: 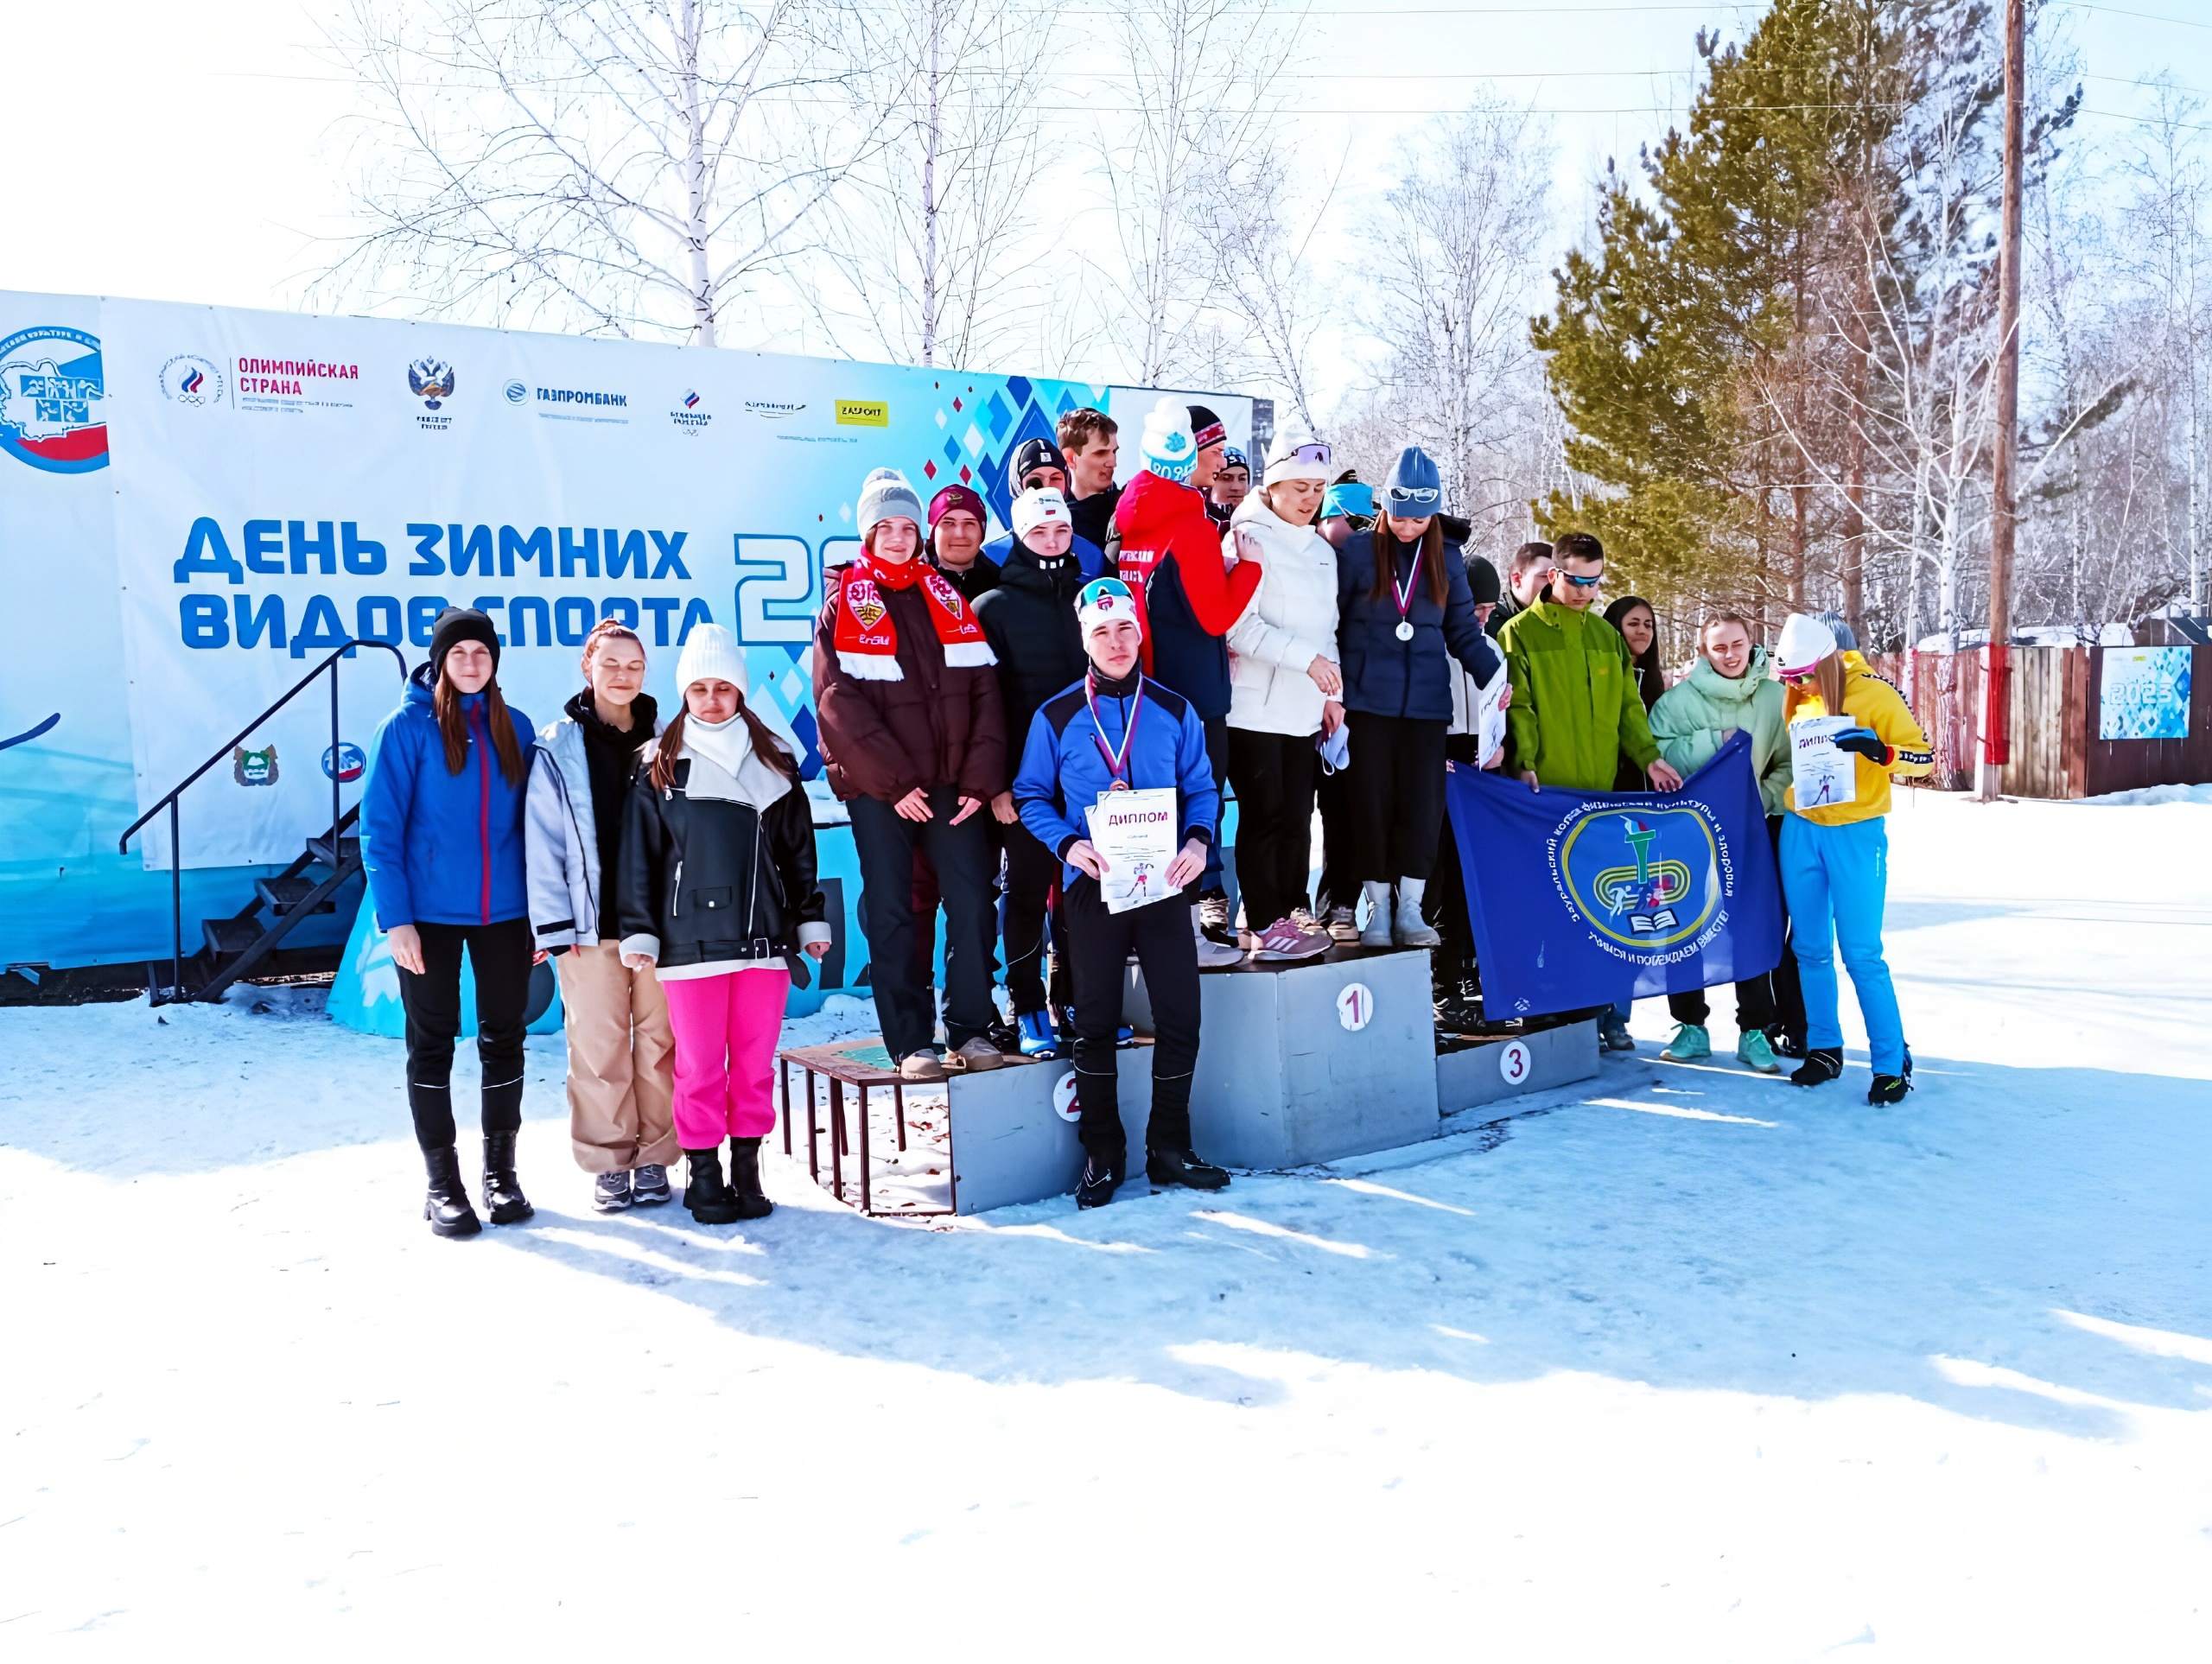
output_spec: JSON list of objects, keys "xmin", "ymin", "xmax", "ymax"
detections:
[{"xmin": 3, "ymin": 790, "xmax": 2209, "ymax": 1656}]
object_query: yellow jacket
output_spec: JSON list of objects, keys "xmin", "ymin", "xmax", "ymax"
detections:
[{"xmin": 1782, "ymin": 652, "xmax": 1934, "ymax": 823}]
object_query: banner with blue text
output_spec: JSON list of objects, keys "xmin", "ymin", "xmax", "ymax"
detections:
[
  {"xmin": 0, "ymin": 289, "xmax": 1250, "ymax": 890},
  {"xmin": 1444, "ymin": 733, "xmax": 1785, "ymax": 1019}
]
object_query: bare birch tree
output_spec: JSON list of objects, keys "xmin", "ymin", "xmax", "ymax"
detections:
[
  {"xmin": 1358, "ymin": 97, "xmax": 1554, "ymax": 543},
  {"xmin": 320, "ymin": 0, "xmax": 880, "ymax": 345},
  {"xmin": 1099, "ymin": 0, "xmax": 1294, "ymax": 387},
  {"xmin": 818, "ymin": 0, "xmax": 1064, "ymax": 368}
]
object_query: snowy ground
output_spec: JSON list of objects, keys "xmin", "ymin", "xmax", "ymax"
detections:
[{"xmin": 3, "ymin": 790, "xmax": 2209, "ymax": 1658}]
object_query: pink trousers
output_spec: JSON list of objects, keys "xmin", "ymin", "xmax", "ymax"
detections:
[{"xmin": 660, "ymin": 969, "xmax": 790, "ymax": 1148}]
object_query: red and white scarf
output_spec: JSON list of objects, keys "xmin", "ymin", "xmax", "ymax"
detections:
[{"xmin": 833, "ymin": 551, "xmax": 995, "ymax": 682}]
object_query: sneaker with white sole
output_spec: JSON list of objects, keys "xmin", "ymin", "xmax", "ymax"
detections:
[
  {"xmin": 1253, "ymin": 916, "xmax": 1331, "ymax": 961},
  {"xmin": 899, "ymin": 1051, "xmax": 950, "ymax": 1082},
  {"xmin": 1322, "ymin": 905, "xmax": 1359, "ymax": 943},
  {"xmin": 630, "ymin": 1164, "xmax": 672, "ymax": 1206},
  {"xmin": 1192, "ymin": 910, "xmax": 1244, "ymax": 968},
  {"xmin": 1198, "ymin": 891, "xmax": 1236, "ymax": 948},
  {"xmin": 591, "ymin": 1170, "xmax": 633, "ymax": 1213}
]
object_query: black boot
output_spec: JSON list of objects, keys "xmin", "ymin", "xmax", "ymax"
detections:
[
  {"xmin": 727, "ymin": 1137, "xmax": 774, "ymax": 1221},
  {"xmin": 1147, "ymin": 1146, "xmax": 1230, "ymax": 1191},
  {"xmin": 1790, "ymin": 1047, "xmax": 1844, "ymax": 1087},
  {"xmin": 423, "ymin": 1146, "xmax": 482, "ymax": 1238},
  {"xmin": 1076, "ymin": 1148, "xmax": 1125, "ymax": 1210},
  {"xmin": 683, "ymin": 1146, "xmax": 743, "ymax": 1225},
  {"xmin": 480, "ymin": 1132, "xmax": 534, "ymax": 1224}
]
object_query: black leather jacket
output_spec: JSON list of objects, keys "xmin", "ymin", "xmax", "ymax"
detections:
[{"xmin": 616, "ymin": 762, "xmax": 825, "ymax": 969}]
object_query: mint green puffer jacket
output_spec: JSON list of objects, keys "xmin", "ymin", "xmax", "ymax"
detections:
[{"xmin": 1648, "ymin": 646, "xmax": 1791, "ymax": 816}]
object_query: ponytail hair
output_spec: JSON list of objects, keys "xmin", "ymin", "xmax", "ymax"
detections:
[
  {"xmin": 648, "ymin": 692, "xmax": 796, "ymax": 791},
  {"xmin": 433, "ymin": 671, "xmax": 525, "ymax": 784}
]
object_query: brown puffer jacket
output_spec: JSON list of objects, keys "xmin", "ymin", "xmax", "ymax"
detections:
[{"xmin": 812, "ymin": 576, "xmax": 1007, "ymax": 803}]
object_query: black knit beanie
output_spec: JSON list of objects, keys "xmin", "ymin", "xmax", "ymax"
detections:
[
  {"xmin": 1469, "ymin": 557, "xmax": 1503, "ymax": 607},
  {"xmin": 429, "ymin": 607, "xmax": 501, "ymax": 676}
]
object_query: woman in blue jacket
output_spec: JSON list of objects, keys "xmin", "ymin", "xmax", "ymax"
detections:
[
  {"xmin": 1335, "ymin": 448, "xmax": 1504, "ymax": 949},
  {"xmin": 360, "ymin": 608, "xmax": 538, "ymax": 1238}
]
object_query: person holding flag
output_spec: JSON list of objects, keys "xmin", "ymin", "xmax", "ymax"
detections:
[
  {"xmin": 1011, "ymin": 577, "xmax": 1229, "ymax": 1209},
  {"xmin": 1773, "ymin": 614, "xmax": 1933, "ymax": 1104}
]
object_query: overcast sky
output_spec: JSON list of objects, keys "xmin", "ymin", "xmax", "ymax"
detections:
[{"xmin": 3, "ymin": 0, "xmax": 2198, "ymax": 396}]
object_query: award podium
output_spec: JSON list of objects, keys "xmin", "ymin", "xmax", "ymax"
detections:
[{"xmin": 777, "ymin": 943, "xmax": 1599, "ymax": 1216}]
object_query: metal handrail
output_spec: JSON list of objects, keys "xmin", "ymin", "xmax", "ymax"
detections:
[{"xmin": 119, "ymin": 638, "xmax": 410, "ymax": 1001}]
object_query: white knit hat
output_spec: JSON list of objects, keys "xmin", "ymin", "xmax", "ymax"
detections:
[
  {"xmin": 1011, "ymin": 486, "xmax": 1070, "ymax": 542},
  {"xmin": 1774, "ymin": 614, "xmax": 1837, "ymax": 678},
  {"xmin": 1137, "ymin": 397, "xmax": 1198, "ymax": 483},
  {"xmin": 1262, "ymin": 425, "xmax": 1332, "ymax": 486},
  {"xmin": 675, "ymin": 621, "xmax": 747, "ymax": 697},
  {"xmin": 856, "ymin": 467, "xmax": 925, "ymax": 539}
]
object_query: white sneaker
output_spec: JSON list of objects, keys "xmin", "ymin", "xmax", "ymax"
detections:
[{"xmin": 1393, "ymin": 896, "xmax": 1441, "ymax": 948}]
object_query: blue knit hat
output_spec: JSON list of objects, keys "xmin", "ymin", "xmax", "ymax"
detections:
[
  {"xmin": 1321, "ymin": 480, "xmax": 1373, "ymax": 521},
  {"xmin": 1381, "ymin": 447, "xmax": 1442, "ymax": 517}
]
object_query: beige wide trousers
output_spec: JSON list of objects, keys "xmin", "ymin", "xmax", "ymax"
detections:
[{"xmin": 556, "ymin": 942, "xmax": 679, "ymax": 1173}]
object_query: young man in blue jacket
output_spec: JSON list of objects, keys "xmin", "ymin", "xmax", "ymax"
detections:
[{"xmin": 1012, "ymin": 578, "xmax": 1230, "ymax": 1209}]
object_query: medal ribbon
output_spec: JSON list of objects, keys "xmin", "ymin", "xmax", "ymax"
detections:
[
  {"xmin": 1391, "ymin": 543, "xmax": 1423, "ymax": 626},
  {"xmin": 1084, "ymin": 673, "xmax": 1143, "ymax": 784}
]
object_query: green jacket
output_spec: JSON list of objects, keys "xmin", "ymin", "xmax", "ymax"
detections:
[
  {"xmin": 1648, "ymin": 647, "xmax": 1791, "ymax": 816},
  {"xmin": 1497, "ymin": 600, "xmax": 1660, "ymax": 791}
]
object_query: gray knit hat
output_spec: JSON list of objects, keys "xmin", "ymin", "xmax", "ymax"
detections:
[{"xmin": 857, "ymin": 467, "xmax": 925, "ymax": 539}]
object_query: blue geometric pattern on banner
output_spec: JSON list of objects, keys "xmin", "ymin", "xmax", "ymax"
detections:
[
  {"xmin": 978, "ymin": 400, "xmax": 1065, "ymax": 528},
  {"xmin": 986, "ymin": 390, "xmax": 1013, "ymax": 440},
  {"xmin": 1444, "ymin": 731, "xmax": 1785, "ymax": 1019}
]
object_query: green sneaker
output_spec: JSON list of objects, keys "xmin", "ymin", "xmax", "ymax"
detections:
[
  {"xmin": 1735, "ymin": 1028, "xmax": 1783, "ymax": 1075},
  {"xmin": 1661, "ymin": 1023, "xmax": 1711, "ymax": 1061}
]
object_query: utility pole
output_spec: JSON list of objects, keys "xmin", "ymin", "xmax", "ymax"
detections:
[{"xmin": 1980, "ymin": 0, "xmax": 2025, "ymax": 802}]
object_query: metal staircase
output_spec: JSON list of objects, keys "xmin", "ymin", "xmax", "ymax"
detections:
[{"xmin": 119, "ymin": 639, "xmax": 409, "ymax": 1005}]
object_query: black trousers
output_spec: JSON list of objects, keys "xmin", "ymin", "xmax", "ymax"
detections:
[
  {"xmin": 1001, "ymin": 817, "xmax": 1071, "ymax": 1015},
  {"xmin": 1313, "ymin": 750, "xmax": 1359, "ymax": 913},
  {"xmin": 1425, "ymin": 736, "xmax": 1482, "ymax": 960},
  {"xmin": 850, "ymin": 789, "xmax": 998, "ymax": 1060},
  {"xmin": 1201, "ymin": 715, "xmax": 1230, "ymax": 895},
  {"xmin": 1346, "ymin": 711, "xmax": 1450, "ymax": 883},
  {"xmin": 397, "ymin": 916, "xmax": 532, "ymax": 1152},
  {"xmin": 1668, "ymin": 814, "xmax": 1802, "ymax": 1036},
  {"xmin": 1062, "ymin": 879, "xmax": 1202, "ymax": 1159},
  {"xmin": 1227, "ymin": 727, "xmax": 1318, "ymax": 931}
]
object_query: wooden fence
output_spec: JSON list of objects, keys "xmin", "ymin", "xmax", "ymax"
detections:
[{"xmin": 1865, "ymin": 645, "xmax": 2210, "ymax": 798}]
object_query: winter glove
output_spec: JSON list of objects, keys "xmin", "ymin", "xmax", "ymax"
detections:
[{"xmin": 1833, "ymin": 727, "xmax": 1892, "ymax": 765}]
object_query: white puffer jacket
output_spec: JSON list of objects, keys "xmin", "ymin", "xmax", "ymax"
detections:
[{"xmin": 1224, "ymin": 492, "xmax": 1340, "ymax": 737}]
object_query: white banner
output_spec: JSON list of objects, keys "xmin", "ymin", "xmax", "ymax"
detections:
[{"xmin": 75, "ymin": 296, "xmax": 1247, "ymax": 870}]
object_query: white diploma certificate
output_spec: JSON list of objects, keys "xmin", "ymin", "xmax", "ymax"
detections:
[
  {"xmin": 1084, "ymin": 788, "xmax": 1181, "ymax": 914},
  {"xmin": 1789, "ymin": 715, "xmax": 1858, "ymax": 809},
  {"xmin": 1477, "ymin": 674, "xmax": 1510, "ymax": 770}
]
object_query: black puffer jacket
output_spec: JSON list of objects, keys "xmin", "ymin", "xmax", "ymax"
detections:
[
  {"xmin": 975, "ymin": 543, "xmax": 1090, "ymax": 752},
  {"xmin": 616, "ymin": 762, "xmax": 825, "ymax": 969}
]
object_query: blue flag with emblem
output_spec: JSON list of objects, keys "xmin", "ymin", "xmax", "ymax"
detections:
[{"xmin": 1444, "ymin": 730, "xmax": 1784, "ymax": 1019}]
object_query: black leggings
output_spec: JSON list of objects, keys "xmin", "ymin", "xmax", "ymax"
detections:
[
  {"xmin": 1062, "ymin": 880, "xmax": 1202, "ymax": 1159},
  {"xmin": 1346, "ymin": 712, "xmax": 1449, "ymax": 883},
  {"xmin": 397, "ymin": 916, "xmax": 532, "ymax": 1152},
  {"xmin": 1425, "ymin": 735, "xmax": 1482, "ymax": 958},
  {"xmin": 1001, "ymin": 818, "xmax": 1071, "ymax": 1015},
  {"xmin": 1313, "ymin": 753, "xmax": 1359, "ymax": 913},
  {"xmin": 1227, "ymin": 727, "xmax": 1318, "ymax": 930},
  {"xmin": 849, "ymin": 790, "xmax": 998, "ymax": 1061}
]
